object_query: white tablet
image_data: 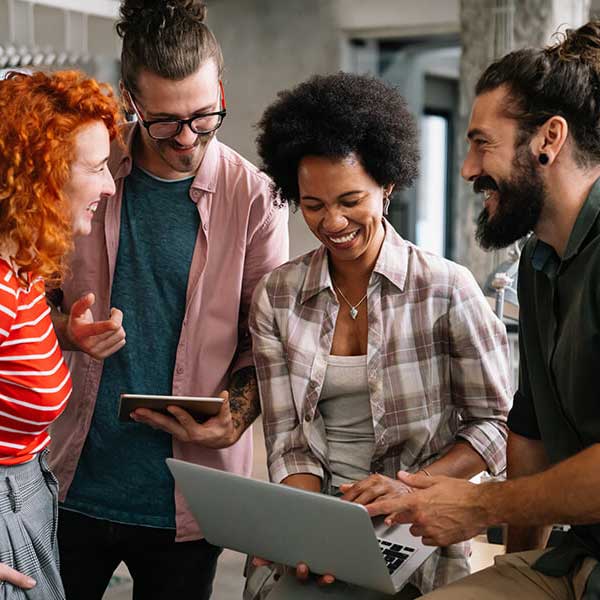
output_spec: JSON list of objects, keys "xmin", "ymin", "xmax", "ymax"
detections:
[{"xmin": 118, "ymin": 394, "xmax": 223, "ymax": 422}]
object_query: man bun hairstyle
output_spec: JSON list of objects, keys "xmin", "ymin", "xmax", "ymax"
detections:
[
  {"xmin": 117, "ymin": 0, "xmax": 223, "ymax": 94},
  {"xmin": 257, "ymin": 72, "xmax": 419, "ymax": 208},
  {"xmin": 476, "ymin": 20, "xmax": 600, "ymax": 166}
]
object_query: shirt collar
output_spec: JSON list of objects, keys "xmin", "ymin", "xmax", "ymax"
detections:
[
  {"xmin": 562, "ymin": 176, "xmax": 600, "ymax": 261},
  {"xmin": 298, "ymin": 219, "xmax": 408, "ymax": 305},
  {"xmin": 109, "ymin": 121, "xmax": 136, "ymax": 181},
  {"xmin": 372, "ymin": 219, "xmax": 409, "ymax": 292},
  {"xmin": 530, "ymin": 238, "xmax": 558, "ymax": 275},
  {"xmin": 189, "ymin": 135, "xmax": 219, "ymax": 194},
  {"xmin": 299, "ymin": 246, "xmax": 331, "ymax": 305},
  {"xmin": 530, "ymin": 176, "xmax": 600, "ymax": 274}
]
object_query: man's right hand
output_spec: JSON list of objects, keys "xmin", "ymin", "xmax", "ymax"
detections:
[
  {"xmin": 67, "ymin": 293, "xmax": 126, "ymax": 359},
  {"xmin": 0, "ymin": 563, "xmax": 36, "ymax": 590}
]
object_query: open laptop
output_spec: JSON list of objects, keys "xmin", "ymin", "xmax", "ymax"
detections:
[{"xmin": 167, "ymin": 458, "xmax": 435, "ymax": 596}]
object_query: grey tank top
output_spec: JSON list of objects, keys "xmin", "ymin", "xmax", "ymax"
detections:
[{"xmin": 318, "ymin": 354, "xmax": 375, "ymax": 488}]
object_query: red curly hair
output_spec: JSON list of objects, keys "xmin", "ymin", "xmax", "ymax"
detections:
[{"xmin": 0, "ymin": 70, "xmax": 121, "ymax": 287}]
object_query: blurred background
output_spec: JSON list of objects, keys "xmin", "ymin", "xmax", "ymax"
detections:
[
  {"xmin": 1, "ymin": 0, "xmax": 596, "ymax": 277},
  {"xmin": 0, "ymin": 1, "xmax": 595, "ymax": 597}
]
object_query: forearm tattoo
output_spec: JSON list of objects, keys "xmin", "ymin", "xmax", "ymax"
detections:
[{"xmin": 228, "ymin": 366, "xmax": 260, "ymax": 432}]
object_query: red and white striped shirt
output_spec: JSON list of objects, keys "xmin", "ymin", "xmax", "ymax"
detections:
[{"xmin": 0, "ymin": 259, "xmax": 72, "ymax": 465}]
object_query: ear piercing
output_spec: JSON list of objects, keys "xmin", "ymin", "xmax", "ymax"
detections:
[{"xmin": 539, "ymin": 153, "xmax": 549, "ymax": 165}]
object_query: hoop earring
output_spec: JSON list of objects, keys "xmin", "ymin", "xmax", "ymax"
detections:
[{"xmin": 539, "ymin": 153, "xmax": 549, "ymax": 165}]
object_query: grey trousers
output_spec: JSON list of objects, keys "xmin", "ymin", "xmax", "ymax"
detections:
[{"xmin": 0, "ymin": 451, "xmax": 64, "ymax": 600}]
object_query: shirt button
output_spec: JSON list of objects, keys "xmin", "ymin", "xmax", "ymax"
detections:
[
  {"xmin": 176, "ymin": 366, "xmax": 184, "ymax": 375},
  {"xmin": 203, "ymin": 223, "xmax": 208, "ymax": 231},
  {"xmin": 304, "ymin": 414, "xmax": 312, "ymax": 422}
]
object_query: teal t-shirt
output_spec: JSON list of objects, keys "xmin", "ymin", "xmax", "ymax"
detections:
[{"xmin": 63, "ymin": 166, "xmax": 200, "ymax": 528}]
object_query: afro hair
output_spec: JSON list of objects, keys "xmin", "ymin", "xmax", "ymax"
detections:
[{"xmin": 256, "ymin": 72, "xmax": 419, "ymax": 208}]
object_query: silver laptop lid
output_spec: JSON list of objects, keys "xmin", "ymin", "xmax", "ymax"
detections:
[{"xmin": 167, "ymin": 458, "xmax": 397, "ymax": 594}]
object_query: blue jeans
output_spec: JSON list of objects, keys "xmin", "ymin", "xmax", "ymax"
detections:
[{"xmin": 57, "ymin": 508, "xmax": 221, "ymax": 600}]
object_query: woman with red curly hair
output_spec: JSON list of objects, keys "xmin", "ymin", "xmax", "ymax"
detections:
[{"xmin": 0, "ymin": 70, "xmax": 120, "ymax": 599}]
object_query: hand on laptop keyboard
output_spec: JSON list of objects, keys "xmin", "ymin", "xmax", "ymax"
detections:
[{"xmin": 338, "ymin": 473, "xmax": 412, "ymax": 507}]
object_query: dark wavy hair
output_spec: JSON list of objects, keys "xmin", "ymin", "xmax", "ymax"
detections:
[
  {"xmin": 476, "ymin": 20, "xmax": 600, "ymax": 166},
  {"xmin": 117, "ymin": 0, "xmax": 223, "ymax": 94},
  {"xmin": 256, "ymin": 72, "xmax": 419, "ymax": 208}
]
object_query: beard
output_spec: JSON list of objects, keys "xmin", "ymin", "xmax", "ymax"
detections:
[
  {"xmin": 475, "ymin": 146, "xmax": 545, "ymax": 250},
  {"xmin": 155, "ymin": 131, "xmax": 214, "ymax": 174}
]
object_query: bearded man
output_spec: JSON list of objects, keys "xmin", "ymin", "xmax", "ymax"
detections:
[{"xmin": 364, "ymin": 20, "xmax": 600, "ymax": 600}]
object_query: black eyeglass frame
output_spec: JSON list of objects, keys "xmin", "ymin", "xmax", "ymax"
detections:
[{"xmin": 127, "ymin": 80, "xmax": 227, "ymax": 140}]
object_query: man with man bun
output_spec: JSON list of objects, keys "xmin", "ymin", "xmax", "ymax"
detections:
[
  {"xmin": 367, "ymin": 20, "xmax": 600, "ymax": 599},
  {"xmin": 49, "ymin": 1, "xmax": 288, "ymax": 598}
]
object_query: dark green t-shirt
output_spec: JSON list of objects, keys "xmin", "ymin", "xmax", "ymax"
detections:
[
  {"xmin": 63, "ymin": 166, "xmax": 200, "ymax": 528},
  {"xmin": 508, "ymin": 178, "xmax": 600, "ymax": 574}
]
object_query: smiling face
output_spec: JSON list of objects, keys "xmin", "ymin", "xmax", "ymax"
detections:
[
  {"xmin": 128, "ymin": 60, "xmax": 221, "ymax": 180},
  {"xmin": 298, "ymin": 154, "xmax": 390, "ymax": 271},
  {"xmin": 62, "ymin": 120, "xmax": 114, "ymax": 237},
  {"xmin": 462, "ymin": 85, "xmax": 546, "ymax": 249}
]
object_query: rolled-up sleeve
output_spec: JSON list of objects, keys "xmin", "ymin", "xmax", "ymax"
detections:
[
  {"xmin": 231, "ymin": 192, "xmax": 288, "ymax": 376},
  {"xmin": 249, "ymin": 275, "xmax": 323, "ymax": 484},
  {"xmin": 448, "ymin": 266, "xmax": 512, "ymax": 476}
]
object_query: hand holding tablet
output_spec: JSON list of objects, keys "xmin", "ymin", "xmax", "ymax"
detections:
[{"xmin": 118, "ymin": 394, "xmax": 223, "ymax": 423}]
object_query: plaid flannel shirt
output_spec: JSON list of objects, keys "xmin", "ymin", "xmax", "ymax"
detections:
[{"xmin": 249, "ymin": 222, "xmax": 511, "ymax": 594}]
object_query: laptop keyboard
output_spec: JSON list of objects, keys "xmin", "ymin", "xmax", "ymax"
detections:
[{"xmin": 377, "ymin": 539, "xmax": 416, "ymax": 575}]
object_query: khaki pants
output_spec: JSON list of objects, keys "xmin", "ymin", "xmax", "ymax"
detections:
[{"xmin": 420, "ymin": 550, "xmax": 597, "ymax": 600}]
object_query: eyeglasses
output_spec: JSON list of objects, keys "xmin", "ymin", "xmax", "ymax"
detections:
[{"xmin": 127, "ymin": 80, "xmax": 227, "ymax": 140}]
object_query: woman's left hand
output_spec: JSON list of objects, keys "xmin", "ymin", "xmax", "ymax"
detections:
[{"xmin": 339, "ymin": 473, "xmax": 412, "ymax": 506}]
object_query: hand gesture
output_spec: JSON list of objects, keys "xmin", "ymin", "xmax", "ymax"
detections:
[
  {"xmin": 366, "ymin": 471, "xmax": 489, "ymax": 546},
  {"xmin": 67, "ymin": 293, "xmax": 126, "ymax": 359}
]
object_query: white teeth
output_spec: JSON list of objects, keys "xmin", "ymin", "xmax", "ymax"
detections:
[
  {"xmin": 87, "ymin": 203, "xmax": 98, "ymax": 213},
  {"xmin": 329, "ymin": 230, "xmax": 358, "ymax": 244}
]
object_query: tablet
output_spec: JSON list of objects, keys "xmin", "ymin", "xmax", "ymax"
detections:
[{"xmin": 118, "ymin": 394, "xmax": 223, "ymax": 423}]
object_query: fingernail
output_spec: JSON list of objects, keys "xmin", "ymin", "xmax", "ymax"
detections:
[{"xmin": 26, "ymin": 578, "xmax": 36, "ymax": 587}]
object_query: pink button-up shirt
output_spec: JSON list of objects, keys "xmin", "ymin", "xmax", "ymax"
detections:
[{"xmin": 49, "ymin": 123, "xmax": 289, "ymax": 541}]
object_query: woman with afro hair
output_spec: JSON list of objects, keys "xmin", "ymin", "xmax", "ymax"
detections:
[
  {"xmin": 247, "ymin": 72, "xmax": 512, "ymax": 598},
  {"xmin": 0, "ymin": 70, "xmax": 120, "ymax": 599}
]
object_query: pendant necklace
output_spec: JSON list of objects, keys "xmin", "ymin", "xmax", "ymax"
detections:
[{"xmin": 332, "ymin": 281, "xmax": 367, "ymax": 320}]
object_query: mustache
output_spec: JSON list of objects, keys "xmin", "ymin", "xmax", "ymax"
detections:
[
  {"xmin": 168, "ymin": 138, "xmax": 202, "ymax": 149},
  {"xmin": 473, "ymin": 176, "xmax": 499, "ymax": 194},
  {"xmin": 164, "ymin": 131, "xmax": 213, "ymax": 150}
]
